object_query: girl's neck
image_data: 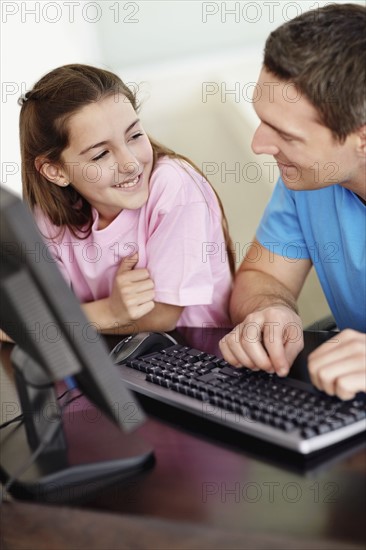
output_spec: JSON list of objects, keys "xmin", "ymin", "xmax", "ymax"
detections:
[{"xmin": 95, "ymin": 208, "xmax": 122, "ymax": 230}]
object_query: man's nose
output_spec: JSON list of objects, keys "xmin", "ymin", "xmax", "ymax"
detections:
[{"xmin": 251, "ymin": 123, "xmax": 279, "ymax": 156}]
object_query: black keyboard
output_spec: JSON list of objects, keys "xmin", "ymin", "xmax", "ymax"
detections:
[{"xmin": 118, "ymin": 344, "xmax": 366, "ymax": 454}]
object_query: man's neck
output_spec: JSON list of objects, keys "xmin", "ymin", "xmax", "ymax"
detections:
[{"xmin": 340, "ymin": 177, "xmax": 366, "ymax": 203}]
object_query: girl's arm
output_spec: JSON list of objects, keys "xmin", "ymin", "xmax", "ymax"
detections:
[
  {"xmin": 0, "ymin": 330, "xmax": 14, "ymax": 343},
  {"xmin": 82, "ymin": 299, "xmax": 183, "ymax": 334},
  {"xmin": 81, "ymin": 252, "xmax": 183, "ymax": 334}
]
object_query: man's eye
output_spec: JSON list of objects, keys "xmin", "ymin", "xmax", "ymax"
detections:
[{"xmin": 280, "ymin": 134, "xmax": 294, "ymax": 142}]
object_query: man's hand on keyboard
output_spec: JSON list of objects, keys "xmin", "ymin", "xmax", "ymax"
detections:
[
  {"xmin": 308, "ymin": 329, "xmax": 366, "ymax": 400},
  {"xmin": 219, "ymin": 305, "xmax": 304, "ymax": 377}
]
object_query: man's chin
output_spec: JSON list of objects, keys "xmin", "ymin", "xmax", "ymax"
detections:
[
  {"xmin": 281, "ymin": 176, "xmax": 305, "ymax": 190},
  {"xmin": 282, "ymin": 176, "xmax": 331, "ymax": 192}
]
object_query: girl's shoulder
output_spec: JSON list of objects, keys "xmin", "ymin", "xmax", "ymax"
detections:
[
  {"xmin": 149, "ymin": 156, "xmax": 217, "ymax": 208},
  {"xmin": 34, "ymin": 206, "xmax": 59, "ymax": 240},
  {"xmin": 33, "ymin": 205, "xmax": 71, "ymax": 245}
]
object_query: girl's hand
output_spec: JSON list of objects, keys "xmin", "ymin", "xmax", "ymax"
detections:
[{"xmin": 109, "ymin": 253, "xmax": 155, "ymax": 324}]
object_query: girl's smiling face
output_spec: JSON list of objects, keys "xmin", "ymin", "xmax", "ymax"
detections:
[{"xmin": 60, "ymin": 94, "xmax": 153, "ymax": 228}]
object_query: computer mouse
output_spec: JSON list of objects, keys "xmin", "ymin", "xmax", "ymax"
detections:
[{"xmin": 109, "ymin": 331, "xmax": 178, "ymax": 365}]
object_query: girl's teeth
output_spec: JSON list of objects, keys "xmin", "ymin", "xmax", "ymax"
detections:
[{"xmin": 115, "ymin": 176, "xmax": 139, "ymax": 189}]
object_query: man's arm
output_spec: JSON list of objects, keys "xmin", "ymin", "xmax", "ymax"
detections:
[
  {"xmin": 220, "ymin": 239, "xmax": 312, "ymax": 375},
  {"xmin": 230, "ymin": 239, "xmax": 311, "ymax": 323}
]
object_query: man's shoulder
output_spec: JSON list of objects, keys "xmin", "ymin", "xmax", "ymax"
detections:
[
  {"xmin": 277, "ymin": 179, "xmax": 354, "ymax": 209},
  {"xmin": 289, "ymin": 181, "xmax": 360, "ymax": 210}
]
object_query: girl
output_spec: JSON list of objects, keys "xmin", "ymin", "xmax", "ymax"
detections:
[{"xmin": 18, "ymin": 64, "xmax": 234, "ymax": 334}]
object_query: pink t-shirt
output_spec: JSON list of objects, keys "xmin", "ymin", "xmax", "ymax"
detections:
[{"xmin": 35, "ymin": 157, "xmax": 232, "ymax": 327}]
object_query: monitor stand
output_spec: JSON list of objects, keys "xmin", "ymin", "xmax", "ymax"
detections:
[{"xmin": 0, "ymin": 352, "xmax": 155, "ymax": 503}]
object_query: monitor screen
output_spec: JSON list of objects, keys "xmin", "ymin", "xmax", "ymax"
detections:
[{"xmin": 0, "ymin": 186, "xmax": 153, "ymax": 502}]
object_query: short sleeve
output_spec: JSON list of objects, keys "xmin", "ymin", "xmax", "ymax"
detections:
[
  {"xmin": 256, "ymin": 178, "xmax": 311, "ymax": 260},
  {"xmin": 146, "ymin": 201, "xmax": 215, "ymax": 305},
  {"xmin": 144, "ymin": 160, "xmax": 223, "ymax": 306}
]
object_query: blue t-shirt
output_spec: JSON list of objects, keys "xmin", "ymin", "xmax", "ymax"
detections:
[{"xmin": 256, "ymin": 178, "xmax": 366, "ymax": 332}]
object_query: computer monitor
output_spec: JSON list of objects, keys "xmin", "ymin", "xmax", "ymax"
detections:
[{"xmin": 0, "ymin": 185, "xmax": 154, "ymax": 503}]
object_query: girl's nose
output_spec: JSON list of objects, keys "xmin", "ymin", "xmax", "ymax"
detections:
[
  {"xmin": 124, "ymin": 161, "xmax": 139, "ymax": 175},
  {"xmin": 116, "ymin": 150, "xmax": 139, "ymax": 177}
]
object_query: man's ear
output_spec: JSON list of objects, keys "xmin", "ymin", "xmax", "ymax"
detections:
[
  {"xmin": 356, "ymin": 124, "xmax": 366, "ymax": 157},
  {"xmin": 35, "ymin": 157, "xmax": 70, "ymax": 187}
]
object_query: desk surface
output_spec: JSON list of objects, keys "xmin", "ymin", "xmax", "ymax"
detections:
[{"xmin": 1, "ymin": 328, "xmax": 365, "ymax": 550}]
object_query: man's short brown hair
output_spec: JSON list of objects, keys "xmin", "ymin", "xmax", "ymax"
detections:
[{"xmin": 264, "ymin": 3, "xmax": 366, "ymax": 142}]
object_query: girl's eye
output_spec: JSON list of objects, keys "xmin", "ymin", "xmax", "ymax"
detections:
[
  {"xmin": 92, "ymin": 150, "xmax": 108, "ymax": 161},
  {"xmin": 130, "ymin": 132, "xmax": 143, "ymax": 140}
]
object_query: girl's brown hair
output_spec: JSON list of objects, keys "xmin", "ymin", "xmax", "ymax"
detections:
[{"xmin": 19, "ymin": 64, "xmax": 235, "ymax": 275}]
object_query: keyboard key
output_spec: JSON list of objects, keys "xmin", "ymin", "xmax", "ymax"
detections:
[
  {"xmin": 301, "ymin": 428, "xmax": 317, "ymax": 439},
  {"xmin": 317, "ymin": 424, "xmax": 332, "ymax": 434}
]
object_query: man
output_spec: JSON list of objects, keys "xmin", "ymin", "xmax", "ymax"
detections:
[{"xmin": 220, "ymin": 3, "xmax": 366, "ymax": 400}]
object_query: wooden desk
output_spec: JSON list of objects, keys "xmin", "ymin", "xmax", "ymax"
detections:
[{"xmin": 1, "ymin": 329, "xmax": 365, "ymax": 550}]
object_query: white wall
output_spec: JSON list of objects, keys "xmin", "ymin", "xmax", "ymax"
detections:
[
  {"xmin": 1, "ymin": 1, "xmax": 104, "ymax": 194},
  {"xmin": 2, "ymin": 0, "xmax": 360, "ymax": 324},
  {"xmin": 2, "ymin": 0, "xmax": 356, "ymax": 196},
  {"xmin": 97, "ymin": 0, "xmax": 297, "ymax": 67}
]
